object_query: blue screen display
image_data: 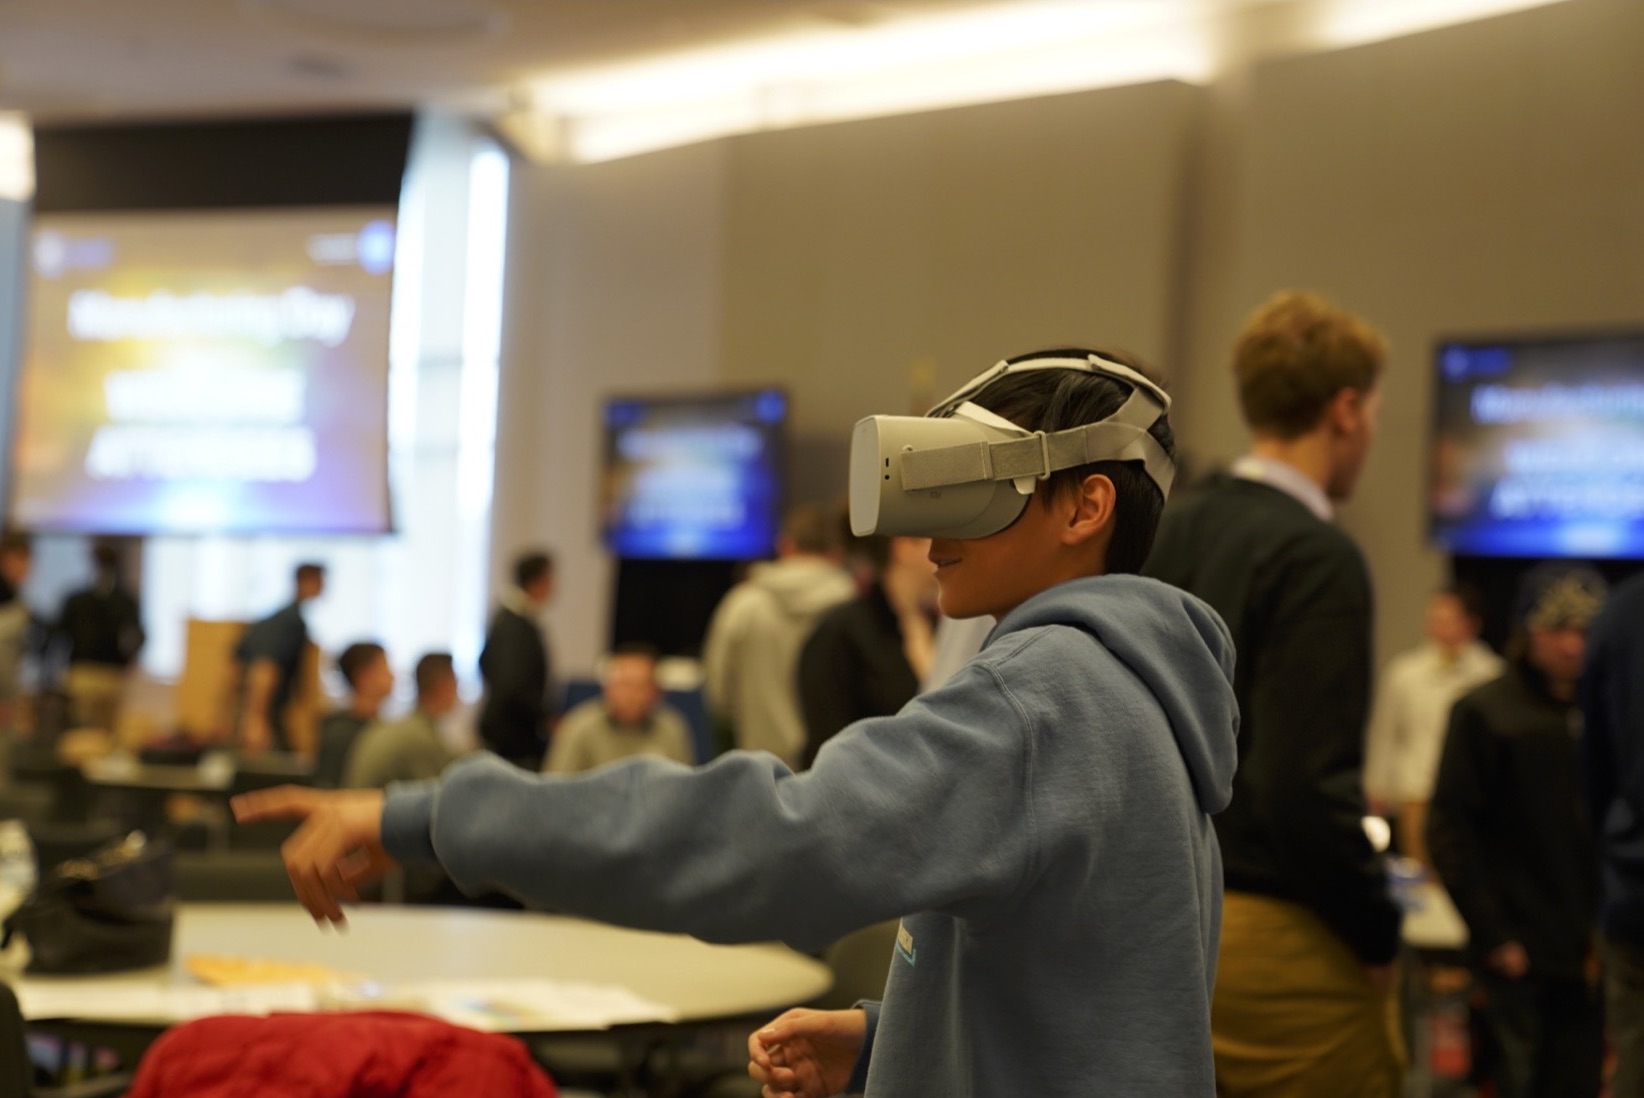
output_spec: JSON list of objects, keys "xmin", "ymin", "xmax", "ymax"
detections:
[
  {"xmin": 601, "ymin": 389, "xmax": 787, "ymax": 560},
  {"xmin": 1429, "ymin": 334, "xmax": 1644, "ymax": 558}
]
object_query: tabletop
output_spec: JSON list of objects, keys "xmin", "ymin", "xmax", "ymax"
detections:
[{"xmin": 9, "ymin": 903, "xmax": 833, "ymax": 1035}]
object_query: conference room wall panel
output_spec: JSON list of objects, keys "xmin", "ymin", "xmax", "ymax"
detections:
[
  {"xmin": 1187, "ymin": 0, "xmax": 1644, "ymax": 668},
  {"xmin": 718, "ymin": 80, "xmax": 1200, "ymax": 445},
  {"xmin": 491, "ymin": 141, "xmax": 726, "ymax": 674},
  {"xmin": 489, "ymin": 0, "xmax": 1644, "ymax": 677}
]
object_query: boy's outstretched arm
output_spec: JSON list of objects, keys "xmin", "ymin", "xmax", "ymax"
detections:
[
  {"xmin": 233, "ymin": 787, "xmax": 395, "ymax": 926},
  {"xmin": 239, "ymin": 658, "xmax": 1037, "ymax": 948}
]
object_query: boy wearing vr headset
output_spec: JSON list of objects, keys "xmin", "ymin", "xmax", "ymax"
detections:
[{"xmin": 237, "ymin": 350, "xmax": 1239, "ymax": 1097}]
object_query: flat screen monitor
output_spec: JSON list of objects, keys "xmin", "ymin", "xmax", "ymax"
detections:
[
  {"xmin": 9, "ymin": 206, "xmax": 396, "ymax": 535},
  {"xmin": 1429, "ymin": 331, "xmax": 1644, "ymax": 558},
  {"xmin": 601, "ymin": 389, "xmax": 787, "ymax": 560}
]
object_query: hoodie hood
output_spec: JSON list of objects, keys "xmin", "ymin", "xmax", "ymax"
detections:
[
  {"xmin": 746, "ymin": 557, "xmax": 855, "ymax": 617},
  {"xmin": 992, "ymin": 574, "xmax": 1239, "ymax": 814}
]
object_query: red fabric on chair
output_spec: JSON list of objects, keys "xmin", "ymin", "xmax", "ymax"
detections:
[{"xmin": 126, "ymin": 1010, "xmax": 558, "ymax": 1098}]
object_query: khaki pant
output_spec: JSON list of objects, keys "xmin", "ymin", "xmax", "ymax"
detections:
[
  {"xmin": 64, "ymin": 663, "xmax": 128, "ymax": 735},
  {"xmin": 1214, "ymin": 892, "xmax": 1405, "ymax": 1098}
]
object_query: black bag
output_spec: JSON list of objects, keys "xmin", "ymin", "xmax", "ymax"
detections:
[{"xmin": 2, "ymin": 831, "xmax": 176, "ymax": 974}]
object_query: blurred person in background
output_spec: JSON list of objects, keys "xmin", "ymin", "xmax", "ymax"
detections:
[
  {"xmin": 345, "ymin": 652, "xmax": 460, "ymax": 790},
  {"xmin": 1582, "ymin": 570, "xmax": 1644, "ymax": 1098},
  {"xmin": 544, "ymin": 642, "xmax": 692, "ymax": 774},
  {"xmin": 0, "ymin": 534, "xmax": 33, "ymax": 734},
  {"xmin": 53, "ymin": 539, "xmax": 145, "ymax": 736},
  {"xmin": 1428, "ymin": 564, "xmax": 1607, "ymax": 1098},
  {"xmin": 478, "ymin": 550, "xmax": 555, "ymax": 771},
  {"xmin": 798, "ymin": 533, "xmax": 937, "ymax": 768},
  {"xmin": 234, "ymin": 561, "xmax": 325, "ymax": 753},
  {"xmin": 1364, "ymin": 584, "xmax": 1502, "ymax": 864},
  {"xmin": 702, "ymin": 503, "xmax": 854, "ymax": 769},
  {"xmin": 1143, "ymin": 290, "xmax": 1402, "ymax": 1097},
  {"xmin": 314, "ymin": 642, "xmax": 394, "ymax": 789}
]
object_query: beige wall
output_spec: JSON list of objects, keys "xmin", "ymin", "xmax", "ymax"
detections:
[
  {"xmin": 493, "ymin": 0, "xmax": 1644, "ymax": 675},
  {"xmin": 1194, "ymin": 0, "xmax": 1644, "ymax": 666},
  {"xmin": 492, "ymin": 141, "xmax": 726, "ymax": 672}
]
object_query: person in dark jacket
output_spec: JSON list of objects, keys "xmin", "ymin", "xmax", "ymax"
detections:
[
  {"xmin": 1144, "ymin": 290, "xmax": 1401, "ymax": 1097},
  {"xmin": 235, "ymin": 562, "xmax": 324, "ymax": 753},
  {"xmin": 54, "ymin": 540, "xmax": 145, "ymax": 734},
  {"xmin": 797, "ymin": 534, "xmax": 936, "ymax": 769},
  {"xmin": 1582, "ymin": 571, "xmax": 1644, "ymax": 1097},
  {"xmin": 1429, "ymin": 564, "xmax": 1607, "ymax": 1098},
  {"xmin": 478, "ymin": 550, "xmax": 555, "ymax": 770}
]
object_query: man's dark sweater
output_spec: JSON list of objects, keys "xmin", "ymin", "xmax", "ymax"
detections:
[
  {"xmin": 1144, "ymin": 474, "xmax": 1400, "ymax": 965},
  {"xmin": 478, "ymin": 604, "xmax": 552, "ymax": 766},
  {"xmin": 1429, "ymin": 663, "xmax": 1596, "ymax": 977},
  {"xmin": 1583, "ymin": 573, "xmax": 1644, "ymax": 948}
]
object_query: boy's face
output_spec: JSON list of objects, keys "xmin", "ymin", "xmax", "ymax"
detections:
[{"xmin": 928, "ymin": 486, "xmax": 1093, "ymax": 620}]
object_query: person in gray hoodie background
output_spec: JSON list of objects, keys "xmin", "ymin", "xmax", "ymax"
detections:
[
  {"xmin": 237, "ymin": 350, "xmax": 1240, "ymax": 1097},
  {"xmin": 701, "ymin": 503, "xmax": 855, "ymax": 767}
]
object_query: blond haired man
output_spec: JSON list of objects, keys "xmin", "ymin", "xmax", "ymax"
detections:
[{"xmin": 1145, "ymin": 291, "xmax": 1402, "ymax": 1097}]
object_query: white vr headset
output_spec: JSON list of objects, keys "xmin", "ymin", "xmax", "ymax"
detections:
[{"xmin": 849, "ymin": 353, "xmax": 1174, "ymax": 539}]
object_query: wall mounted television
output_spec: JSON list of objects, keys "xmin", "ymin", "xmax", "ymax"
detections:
[
  {"xmin": 1429, "ymin": 330, "xmax": 1644, "ymax": 559},
  {"xmin": 9, "ymin": 206, "xmax": 396, "ymax": 535},
  {"xmin": 601, "ymin": 388, "xmax": 788, "ymax": 561}
]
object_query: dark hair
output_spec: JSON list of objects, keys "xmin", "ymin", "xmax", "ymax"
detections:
[
  {"xmin": 1441, "ymin": 582, "xmax": 1486, "ymax": 624},
  {"xmin": 414, "ymin": 652, "xmax": 456, "ymax": 699},
  {"xmin": 0, "ymin": 533, "xmax": 32, "ymax": 558},
  {"xmin": 610, "ymin": 641, "xmax": 661, "ymax": 664},
  {"xmin": 848, "ymin": 535, "xmax": 893, "ymax": 573},
  {"xmin": 1232, "ymin": 291, "xmax": 1386, "ymax": 438},
  {"xmin": 295, "ymin": 562, "xmax": 325, "ymax": 585},
  {"xmin": 336, "ymin": 642, "xmax": 387, "ymax": 689},
  {"xmin": 971, "ymin": 347, "xmax": 1176, "ymax": 574},
  {"xmin": 514, "ymin": 551, "xmax": 555, "ymax": 590},
  {"xmin": 781, "ymin": 504, "xmax": 834, "ymax": 555},
  {"xmin": 91, "ymin": 540, "xmax": 120, "ymax": 574}
]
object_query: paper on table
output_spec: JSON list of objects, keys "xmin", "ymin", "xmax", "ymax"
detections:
[{"xmin": 18, "ymin": 982, "xmax": 319, "ymax": 1022}]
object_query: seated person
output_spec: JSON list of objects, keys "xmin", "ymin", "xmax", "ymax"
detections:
[
  {"xmin": 344, "ymin": 653, "xmax": 459, "ymax": 789},
  {"xmin": 314, "ymin": 643, "xmax": 395, "ymax": 789},
  {"xmin": 544, "ymin": 643, "xmax": 693, "ymax": 774}
]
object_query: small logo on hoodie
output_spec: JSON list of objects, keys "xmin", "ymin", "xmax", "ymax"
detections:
[{"xmin": 896, "ymin": 922, "xmax": 917, "ymax": 966}]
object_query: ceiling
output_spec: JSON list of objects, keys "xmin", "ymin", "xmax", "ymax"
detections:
[
  {"xmin": 0, "ymin": 0, "xmax": 1571, "ymax": 166},
  {"xmin": 0, "ymin": 0, "xmax": 1019, "ymax": 122}
]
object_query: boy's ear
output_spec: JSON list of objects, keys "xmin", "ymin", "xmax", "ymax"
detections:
[{"xmin": 1059, "ymin": 473, "xmax": 1117, "ymax": 548}]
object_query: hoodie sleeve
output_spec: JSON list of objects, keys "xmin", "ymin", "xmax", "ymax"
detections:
[{"xmin": 381, "ymin": 660, "xmax": 1037, "ymax": 951}]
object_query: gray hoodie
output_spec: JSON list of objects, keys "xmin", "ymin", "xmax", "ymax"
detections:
[
  {"xmin": 701, "ymin": 556, "xmax": 855, "ymax": 766},
  {"xmin": 383, "ymin": 573, "xmax": 1238, "ymax": 1096}
]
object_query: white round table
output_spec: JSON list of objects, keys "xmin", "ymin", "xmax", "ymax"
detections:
[{"xmin": 12, "ymin": 903, "xmax": 833, "ymax": 1035}]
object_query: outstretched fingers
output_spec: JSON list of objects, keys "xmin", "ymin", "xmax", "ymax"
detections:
[{"xmin": 232, "ymin": 784, "xmax": 323, "ymax": 824}]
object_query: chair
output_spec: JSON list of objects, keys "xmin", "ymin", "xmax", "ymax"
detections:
[
  {"xmin": 172, "ymin": 850, "xmax": 295, "ymax": 904},
  {"xmin": 0, "ymin": 983, "xmax": 130, "ymax": 1098}
]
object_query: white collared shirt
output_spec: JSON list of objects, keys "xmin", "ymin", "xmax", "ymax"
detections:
[
  {"xmin": 1230, "ymin": 454, "xmax": 1333, "ymax": 522},
  {"xmin": 1364, "ymin": 641, "xmax": 1505, "ymax": 803}
]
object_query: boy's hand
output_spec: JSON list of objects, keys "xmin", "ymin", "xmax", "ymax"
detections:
[
  {"xmin": 232, "ymin": 786, "xmax": 395, "ymax": 927},
  {"xmin": 747, "ymin": 1007, "xmax": 866, "ymax": 1098}
]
